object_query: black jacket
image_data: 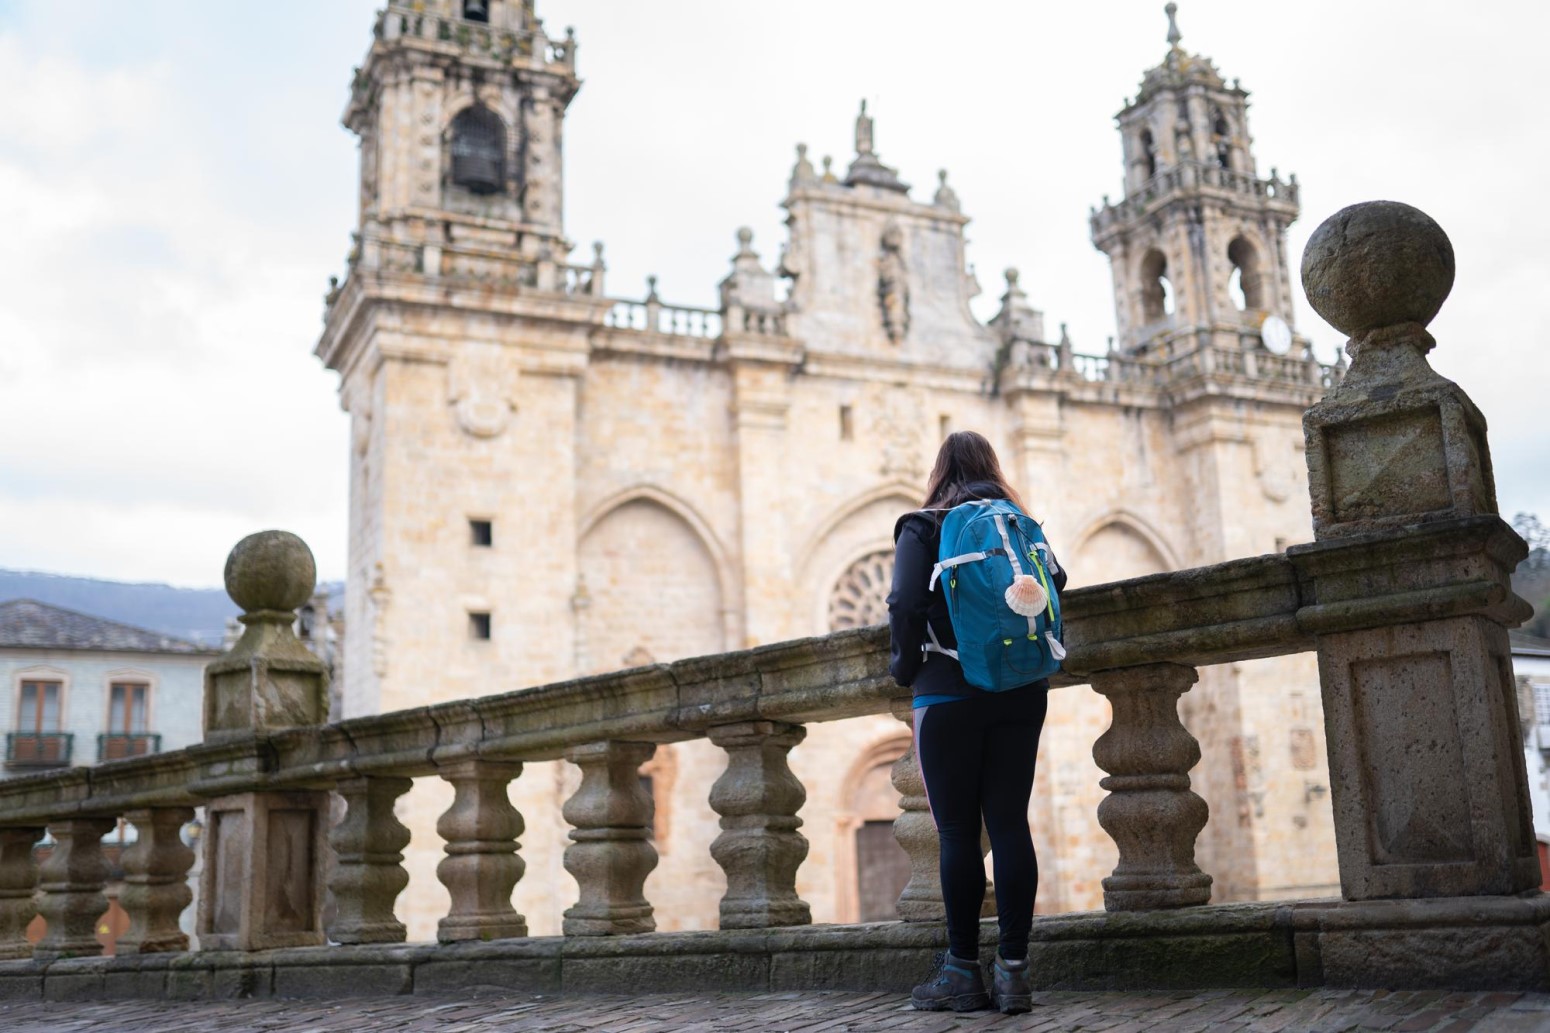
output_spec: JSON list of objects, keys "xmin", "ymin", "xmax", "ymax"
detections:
[{"xmin": 886, "ymin": 494, "xmax": 1068, "ymax": 702}]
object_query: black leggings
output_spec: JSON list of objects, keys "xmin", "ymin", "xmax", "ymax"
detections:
[{"xmin": 914, "ymin": 688, "xmax": 1047, "ymax": 961}]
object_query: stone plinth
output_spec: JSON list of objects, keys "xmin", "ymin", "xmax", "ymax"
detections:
[
  {"xmin": 198, "ymin": 791, "xmax": 330, "ymax": 951},
  {"xmin": 1298, "ymin": 202, "xmax": 1539, "ymax": 900}
]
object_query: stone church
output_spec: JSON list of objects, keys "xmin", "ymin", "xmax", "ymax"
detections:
[{"xmin": 315, "ymin": 0, "xmax": 1344, "ymax": 940}]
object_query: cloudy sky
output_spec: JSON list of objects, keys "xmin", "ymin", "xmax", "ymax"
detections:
[{"xmin": 1, "ymin": 0, "xmax": 1545, "ymax": 587}]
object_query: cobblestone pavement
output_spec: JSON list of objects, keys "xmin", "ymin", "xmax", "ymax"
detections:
[{"xmin": 5, "ymin": 988, "xmax": 1550, "ymax": 1032}]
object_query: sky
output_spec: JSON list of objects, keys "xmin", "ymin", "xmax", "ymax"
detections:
[{"xmin": 0, "ymin": 0, "xmax": 1546, "ymax": 588}]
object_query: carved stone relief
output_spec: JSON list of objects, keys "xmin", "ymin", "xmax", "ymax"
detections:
[
  {"xmin": 872, "ymin": 387, "xmax": 924, "ymax": 479},
  {"xmin": 447, "ymin": 341, "xmax": 519, "ymax": 438}
]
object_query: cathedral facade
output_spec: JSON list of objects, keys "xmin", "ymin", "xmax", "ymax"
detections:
[{"xmin": 316, "ymin": 0, "xmax": 1343, "ymax": 939}]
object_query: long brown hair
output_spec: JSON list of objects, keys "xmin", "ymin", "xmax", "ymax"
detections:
[{"xmin": 921, "ymin": 430, "xmax": 1027, "ymax": 513}]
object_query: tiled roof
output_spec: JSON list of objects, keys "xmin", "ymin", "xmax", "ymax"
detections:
[
  {"xmin": 1511, "ymin": 628, "xmax": 1550, "ymax": 655},
  {"xmin": 0, "ymin": 599, "xmax": 217, "ymax": 655}
]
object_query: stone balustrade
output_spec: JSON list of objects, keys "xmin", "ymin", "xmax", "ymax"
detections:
[
  {"xmin": 367, "ymin": 4, "xmax": 571, "ymax": 73},
  {"xmin": 1090, "ymin": 159, "xmax": 1299, "ymax": 234},
  {"xmin": 605, "ymin": 299, "xmax": 724, "ymax": 338},
  {"xmin": 2, "ymin": 202, "xmax": 1546, "ymax": 997}
]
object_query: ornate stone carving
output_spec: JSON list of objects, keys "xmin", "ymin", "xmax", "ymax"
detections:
[
  {"xmin": 878, "ymin": 222, "xmax": 911, "ymax": 343},
  {"xmin": 448, "ymin": 341, "xmax": 520, "ymax": 438},
  {"xmin": 827, "ymin": 551, "xmax": 894, "ymax": 631},
  {"xmin": 889, "ymin": 700, "xmax": 944, "ymax": 922},
  {"xmin": 34, "ymin": 816, "xmax": 116, "ymax": 960},
  {"xmin": 328, "ymin": 776, "xmax": 413, "ymax": 944},
  {"xmin": 707, "ymin": 721, "xmax": 811, "ymax": 928},
  {"xmin": 0, "ymin": 827, "xmax": 42, "ymax": 961},
  {"xmin": 562, "ymin": 741, "xmax": 658, "ymax": 935},
  {"xmin": 1091, "ymin": 663, "xmax": 1213, "ymax": 910},
  {"xmin": 436, "ymin": 759, "xmax": 527, "ymax": 942},
  {"xmin": 118, "ymin": 807, "xmax": 195, "ymax": 954}
]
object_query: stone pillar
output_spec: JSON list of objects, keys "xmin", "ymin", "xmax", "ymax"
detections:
[
  {"xmin": 33, "ymin": 816, "xmax": 116, "ymax": 961},
  {"xmin": 197, "ymin": 531, "xmax": 333, "ymax": 951},
  {"xmin": 117, "ymin": 807, "xmax": 195, "ymax": 955},
  {"xmin": 1090, "ymin": 664, "xmax": 1213, "ymax": 910},
  {"xmin": 889, "ymin": 700, "xmax": 944, "ymax": 922},
  {"xmin": 707, "ymin": 721, "xmax": 811, "ymax": 929},
  {"xmin": 0, "ymin": 827, "xmax": 43, "ymax": 960},
  {"xmin": 561, "ymin": 741, "xmax": 658, "ymax": 935},
  {"xmin": 436, "ymin": 759, "xmax": 527, "ymax": 943},
  {"xmin": 327, "ymin": 776, "xmax": 413, "ymax": 945},
  {"xmin": 1297, "ymin": 201, "xmax": 1540, "ymax": 900},
  {"xmin": 199, "ymin": 791, "xmax": 330, "ymax": 951}
]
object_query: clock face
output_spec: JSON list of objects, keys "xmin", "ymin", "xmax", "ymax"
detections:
[{"xmin": 1261, "ymin": 314, "xmax": 1292, "ymax": 355}]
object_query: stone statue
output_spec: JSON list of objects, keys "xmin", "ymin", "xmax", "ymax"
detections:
[
  {"xmin": 878, "ymin": 223, "xmax": 910, "ymax": 343},
  {"xmin": 855, "ymin": 100, "xmax": 874, "ymax": 156}
]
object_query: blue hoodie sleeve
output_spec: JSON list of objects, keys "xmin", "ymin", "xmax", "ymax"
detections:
[{"xmin": 887, "ymin": 515, "xmax": 933, "ymax": 688}]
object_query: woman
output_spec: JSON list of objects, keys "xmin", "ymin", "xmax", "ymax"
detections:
[{"xmin": 886, "ymin": 430, "xmax": 1066, "ymax": 1015}]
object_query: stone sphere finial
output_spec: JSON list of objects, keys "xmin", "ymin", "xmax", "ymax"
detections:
[
  {"xmin": 224, "ymin": 530, "xmax": 316, "ymax": 615},
  {"xmin": 1005, "ymin": 267, "xmax": 1020, "ymax": 287},
  {"xmin": 736, "ymin": 226, "xmax": 753, "ymax": 247},
  {"xmin": 1301, "ymin": 201, "xmax": 1455, "ymax": 336}
]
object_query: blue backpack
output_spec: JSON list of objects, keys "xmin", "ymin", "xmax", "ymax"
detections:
[{"xmin": 923, "ymin": 499, "xmax": 1065, "ymax": 691}]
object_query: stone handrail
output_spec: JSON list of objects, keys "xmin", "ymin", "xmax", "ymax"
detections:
[{"xmin": 1, "ymin": 201, "xmax": 1542, "ymax": 993}]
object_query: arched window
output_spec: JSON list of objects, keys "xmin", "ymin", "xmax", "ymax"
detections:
[
  {"xmin": 1227, "ymin": 236, "xmax": 1264, "ymax": 312},
  {"xmin": 449, "ymin": 105, "xmax": 506, "ymax": 195},
  {"xmin": 1140, "ymin": 249, "xmax": 1173, "ymax": 322},
  {"xmin": 462, "ymin": 0, "xmax": 490, "ymax": 23},
  {"xmin": 1211, "ymin": 106, "xmax": 1232, "ymax": 169},
  {"xmin": 1139, "ymin": 128, "xmax": 1158, "ymax": 179}
]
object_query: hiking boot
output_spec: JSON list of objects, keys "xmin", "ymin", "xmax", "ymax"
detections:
[
  {"xmin": 992, "ymin": 952, "xmax": 1032, "ymax": 1014},
  {"xmin": 910, "ymin": 951, "xmax": 990, "ymax": 1012}
]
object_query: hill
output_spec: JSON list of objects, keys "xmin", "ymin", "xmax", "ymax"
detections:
[{"xmin": 0, "ymin": 569, "xmax": 343, "ymax": 647}]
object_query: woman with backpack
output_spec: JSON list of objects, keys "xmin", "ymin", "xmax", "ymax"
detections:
[{"xmin": 887, "ymin": 430, "xmax": 1067, "ymax": 1015}]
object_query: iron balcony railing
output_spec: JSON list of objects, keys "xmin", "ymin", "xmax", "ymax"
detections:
[
  {"xmin": 97, "ymin": 733, "xmax": 162, "ymax": 763},
  {"xmin": 4, "ymin": 732, "xmax": 73, "ymax": 769}
]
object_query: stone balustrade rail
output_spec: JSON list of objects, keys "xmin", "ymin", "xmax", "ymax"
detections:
[
  {"xmin": 1090, "ymin": 160, "xmax": 1298, "ymax": 235},
  {"xmin": 4, "ymin": 200, "xmax": 1545, "ymax": 997}
]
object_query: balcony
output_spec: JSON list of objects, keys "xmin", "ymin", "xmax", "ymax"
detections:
[
  {"xmin": 4, "ymin": 732, "xmax": 73, "ymax": 770},
  {"xmin": 97, "ymin": 733, "xmax": 161, "ymax": 762}
]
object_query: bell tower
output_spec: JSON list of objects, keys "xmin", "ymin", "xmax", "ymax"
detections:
[
  {"xmin": 343, "ymin": 0, "xmax": 578, "ymax": 255},
  {"xmin": 317, "ymin": 0, "xmax": 602, "ymax": 720},
  {"xmin": 1091, "ymin": 4, "xmax": 1303, "ymax": 358}
]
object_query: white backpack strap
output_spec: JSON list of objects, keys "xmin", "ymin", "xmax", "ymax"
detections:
[
  {"xmin": 928, "ymin": 551, "xmax": 989, "ymax": 591},
  {"xmin": 921, "ymin": 621, "xmax": 959, "ymax": 661}
]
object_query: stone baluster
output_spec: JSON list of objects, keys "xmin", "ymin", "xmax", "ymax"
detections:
[
  {"xmin": 1090, "ymin": 664, "xmax": 1212, "ymax": 910},
  {"xmin": 436, "ymin": 759, "xmax": 527, "ymax": 942},
  {"xmin": 198, "ymin": 531, "xmax": 332, "ymax": 951},
  {"xmin": 707, "ymin": 721, "xmax": 811, "ymax": 929},
  {"xmin": 117, "ymin": 807, "xmax": 195, "ymax": 954},
  {"xmin": 327, "ymin": 776, "xmax": 413, "ymax": 944},
  {"xmin": 0, "ymin": 827, "xmax": 43, "ymax": 960},
  {"xmin": 33, "ymin": 816, "xmax": 117, "ymax": 961},
  {"xmin": 1296, "ymin": 201, "xmax": 1540, "ymax": 899},
  {"xmin": 889, "ymin": 700, "xmax": 944, "ymax": 922},
  {"xmin": 561, "ymin": 741, "xmax": 658, "ymax": 935}
]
